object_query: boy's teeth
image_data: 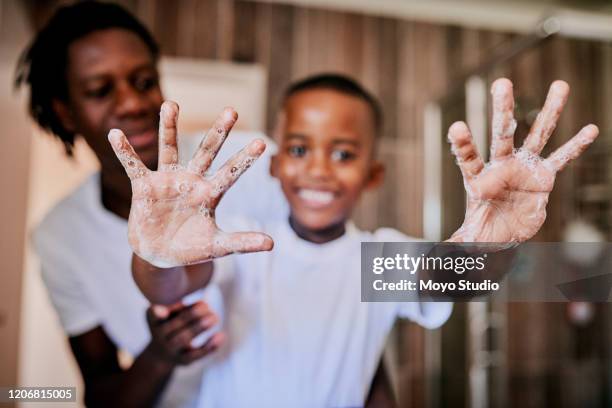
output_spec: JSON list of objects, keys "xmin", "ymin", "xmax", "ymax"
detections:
[{"xmin": 298, "ymin": 189, "xmax": 334, "ymax": 204}]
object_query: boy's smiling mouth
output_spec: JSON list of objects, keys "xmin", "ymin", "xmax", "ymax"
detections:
[{"xmin": 296, "ymin": 188, "xmax": 336, "ymax": 208}]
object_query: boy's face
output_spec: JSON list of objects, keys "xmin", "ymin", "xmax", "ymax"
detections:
[
  {"xmin": 55, "ymin": 28, "xmax": 163, "ymax": 169},
  {"xmin": 271, "ymin": 88, "xmax": 383, "ymax": 233}
]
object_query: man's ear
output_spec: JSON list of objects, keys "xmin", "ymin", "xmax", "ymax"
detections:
[
  {"xmin": 51, "ymin": 99, "xmax": 76, "ymax": 133},
  {"xmin": 365, "ymin": 161, "xmax": 385, "ymax": 190}
]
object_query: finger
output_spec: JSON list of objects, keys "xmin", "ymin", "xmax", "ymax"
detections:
[
  {"xmin": 146, "ymin": 303, "xmax": 184, "ymax": 330},
  {"xmin": 187, "ymin": 108, "xmax": 238, "ymax": 176},
  {"xmin": 158, "ymin": 101, "xmax": 180, "ymax": 170},
  {"xmin": 165, "ymin": 301, "xmax": 189, "ymax": 315},
  {"xmin": 108, "ymin": 129, "xmax": 149, "ymax": 179},
  {"xmin": 179, "ymin": 332, "xmax": 226, "ymax": 364},
  {"xmin": 544, "ymin": 124, "xmax": 599, "ymax": 172},
  {"xmin": 212, "ymin": 231, "xmax": 274, "ymax": 258},
  {"xmin": 146, "ymin": 307, "xmax": 159, "ymax": 327},
  {"xmin": 209, "ymin": 139, "xmax": 266, "ymax": 199},
  {"xmin": 146, "ymin": 304, "xmax": 173, "ymax": 329},
  {"xmin": 152, "ymin": 305, "xmax": 170, "ymax": 320},
  {"xmin": 168, "ymin": 312, "xmax": 219, "ymax": 352},
  {"xmin": 167, "ymin": 306, "xmax": 217, "ymax": 341},
  {"xmin": 490, "ymin": 78, "xmax": 516, "ymax": 159},
  {"xmin": 448, "ymin": 121, "xmax": 484, "ymax": 179},
  {"xmin": 160, "ymin": 301, "xmax": 211, "ymax": 338},
  {"xmin": 523, "ymin": 80, "xmax": 569, "ymax": 154},
  {"xmin": 151, "ymin": 301, "xmax": 186, "ymax": 321}
]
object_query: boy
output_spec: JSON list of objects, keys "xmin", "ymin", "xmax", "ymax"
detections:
[{"xmin": 111, "ymin": 75, "xmax": 598, "ymax": 406}]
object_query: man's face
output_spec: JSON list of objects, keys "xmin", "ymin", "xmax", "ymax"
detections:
[
  {"xmin": 59, "ymin": 28, "xmax": 163, "ymax": 169},
  {"xmin": 271, "ymin": 88, "xmax": 383, "ymax": 232}
]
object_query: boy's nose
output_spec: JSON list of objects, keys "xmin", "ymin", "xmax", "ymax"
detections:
[{"xmin": 307, "ymin": 151, "xmax": 333, "ymax": 179}]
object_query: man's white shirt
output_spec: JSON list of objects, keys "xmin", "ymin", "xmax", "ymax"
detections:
[{"xmin": 33, "ymin": 131, "xmax": 286, "ymax": 407}]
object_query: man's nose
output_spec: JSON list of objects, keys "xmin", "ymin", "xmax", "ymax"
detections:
[{"xmin": 115, "ymin": 82, "xmax": 147, "ymax": 117}]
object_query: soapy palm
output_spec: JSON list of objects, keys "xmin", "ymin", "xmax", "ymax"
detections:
[
  {"xmin": 108, "ymin": 102, "xmax": 273, "ymax": 267},
  {"xmin": 448, "ymin": 79, "xmax": 599, "ymax": 243}
]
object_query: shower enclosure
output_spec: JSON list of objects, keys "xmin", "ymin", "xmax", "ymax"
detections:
[{"xmin": 423, "ymin": 15, "xmax": 612, "ymax": 408}]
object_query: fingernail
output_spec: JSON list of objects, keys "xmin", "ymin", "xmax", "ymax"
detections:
[
  {"xmin": 448, "ymin": 121, "xmax": 468, "ymax": 137},
  {"xmin": 152, "ymin": 305, "xmax": 169, "ymax": 319},
  {"xmin": 551, "ymin": 80, "xmax": 569, "ymax": 94},
  {"xmin": 263, "ymin": 235, "xmax": 274, "ymax": 251},
  {"xmin": 161, "ymin": 101, "xmax": 178, "ymax": 120},
  {"xmin": 108, "ymin": 129, "xmax": 122, "ymax": 144},
  {"xmin": 491, "ymin": 78, "xmax": 512, "ymax": 93},
  {"xmin": 223, "ymin": 107, "xmax": 237, "ymax": 122},
  {"xmin": 251, "ymin": 139, "xmax": 267, "ymax": 155},
  {"xmin": 212, "ymin": 332, "xmax": 226, "ymax": 347}
]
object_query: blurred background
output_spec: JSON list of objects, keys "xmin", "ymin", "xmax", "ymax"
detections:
[{"xmin": 2, "ymin": 0, "xmax": 612, "ymax": 407}]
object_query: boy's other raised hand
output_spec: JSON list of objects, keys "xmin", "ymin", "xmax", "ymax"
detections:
[
  {"xmin": 108, "ymin": 101, "xmax": 273, "ymax": 268},
  {"xmin": 447, "ymin": 78, "xmax": 599, "ymax": 243}
]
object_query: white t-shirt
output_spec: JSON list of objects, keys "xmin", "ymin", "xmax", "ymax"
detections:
[
  {"xmin": 196, "ymin": 219, "xmax": 453, "ymax": 408},
  {"xmin": 32, "ymin": 131, "xmax": 287, "ymax": 408}
]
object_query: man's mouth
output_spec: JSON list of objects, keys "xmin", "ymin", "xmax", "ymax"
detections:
[
  {"xmin": 125, "ymin": 128, "xmax": 157, "ymax": 149},
  {"xmin": 297, "ymin": 188, "xmax": 336, "ymax": 208}
]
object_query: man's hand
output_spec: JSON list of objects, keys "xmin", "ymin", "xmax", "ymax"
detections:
[
  {"xmin": 447, "ymin": 78, "xmax": 599, "ymax": 243},
  {"xmin": 147, "ymin": 300, "xmax": 225, "ymax": 365},
  {"xmin": 108, "ymin": 101, "xmax": 273, "ymax": 267}
]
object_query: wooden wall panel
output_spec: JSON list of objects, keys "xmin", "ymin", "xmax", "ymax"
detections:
[
  {"xmin": 264, "ymin": 4, "xmax": 294, "ymax": 126},
  {"xmin": 175, "ymin": 0, "xmax": 199, "ymax": 57},
  {"xmin": 232, "ymin": 0, "xmax": 256, "ymax": 62}
]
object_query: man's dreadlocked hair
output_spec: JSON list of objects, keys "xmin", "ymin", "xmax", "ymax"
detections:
[{"xmin": 15, "ymin": 1, "xmax": 159, "ymax": 156}]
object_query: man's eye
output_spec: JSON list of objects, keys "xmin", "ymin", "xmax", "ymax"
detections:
[
  {"xmin": 288, "ymin": 145, "xmax": 307, "ymax": 157},
  {"xmin": 84, "ymin": 85, "xmax": 111, "ymax": 99},
  {"xmin": 133, "ymin": 75, "xmax": 158, "ymax": 93},
  {"xmin": 331, "ymin": 149, "xmax": 355, "ymax": 162}
]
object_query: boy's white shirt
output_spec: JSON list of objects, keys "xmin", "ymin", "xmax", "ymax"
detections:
[
  {"xmin": 33, "ymin": 130, "xmax": 451, "ymax": 408},
  {"xmin": 196, "ymin": 215, "xmax": 452, "ymax": 408}
]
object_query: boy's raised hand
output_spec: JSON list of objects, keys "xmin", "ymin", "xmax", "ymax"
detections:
[
  {"xmin": 448, "ymin": 78, "xmax": 599, "ymax": 243},
  {"xmin": 108, "ymin": 101, "xmax": 273, "ymax": 268}
]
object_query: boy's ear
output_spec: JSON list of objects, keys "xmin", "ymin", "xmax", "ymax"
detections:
[
  {"xmin": 365, "ymin": 161, "xmax": 385, "ymax": 190},
  {"xmin": 270, "ymin": 110, "xmax": 286, "ymax": 179},
  {"xmin": 51, "ymin": 99, "xmax": 76, "ymax": 133},
  {"xmin": 269, "ymin": 154, "xmax": 279, "ymax": 179}
]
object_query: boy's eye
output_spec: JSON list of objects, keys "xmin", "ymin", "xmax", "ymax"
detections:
[
  {"xmin": 331, "ymin": 149, "xmax": 356, "ymax": 162},
  {"xmin": 288, "ymin": 145, "xmax": 307, "ymax": 157}
]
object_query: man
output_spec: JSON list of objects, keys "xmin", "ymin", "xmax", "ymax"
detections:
[{"xmin": 17, "ymin": 2, "xmax": 273, "ymax": 407}]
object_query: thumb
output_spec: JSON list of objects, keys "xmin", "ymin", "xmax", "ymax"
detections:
[{"xmin": 212, "ymin": 231, "xmax": 274, "ymax": 257}]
